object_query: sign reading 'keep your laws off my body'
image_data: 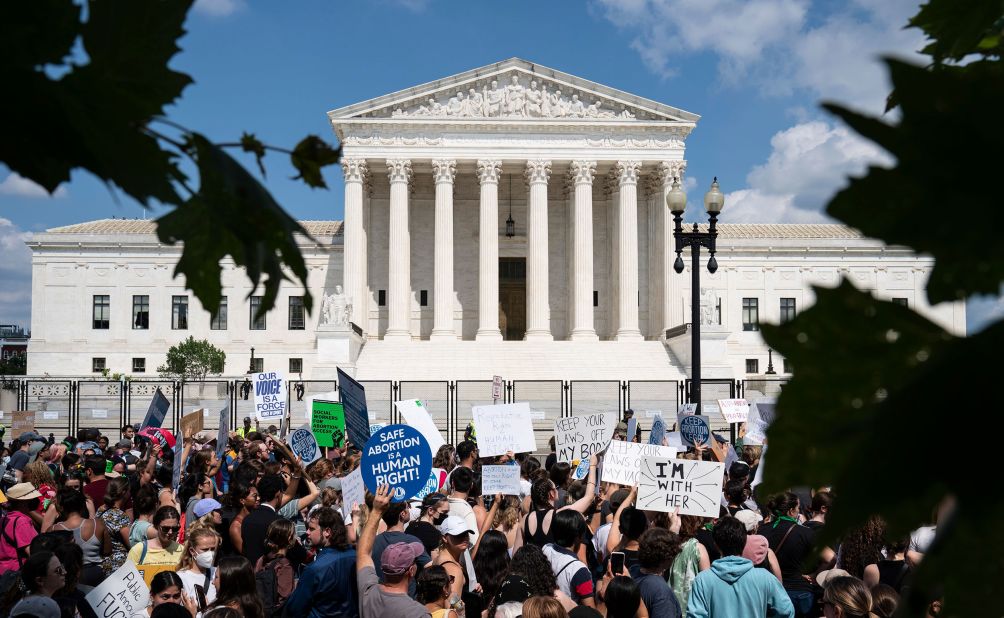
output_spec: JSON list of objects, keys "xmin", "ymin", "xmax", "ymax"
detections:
[{"xmin": 554, "ymin": 412, "xmax": 616, "ymax": 463}]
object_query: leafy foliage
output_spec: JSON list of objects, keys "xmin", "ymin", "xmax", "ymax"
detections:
[
  {"xmin": 0, "ymin": 0, "xmax": 340, "ymax": 318},
  {"xmin": 760, "ymin": 1, "xmax": 1004, "ymax": 616},
  {"xmin": 157, "ymin": 336, "xmax": 226, "ymax": 381}
]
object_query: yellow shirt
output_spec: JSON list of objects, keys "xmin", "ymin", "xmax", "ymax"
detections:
[{"xmin": 127, "ymin": 541, "xmax": 183, "ymax": 587}]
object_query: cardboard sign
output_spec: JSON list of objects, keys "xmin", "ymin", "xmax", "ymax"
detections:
[
  {"xmin": 86, "ymin": 560, "xmax": 149, "ymax": 617},
  {"xmin": 310, "ymin": 400, "xmax": 346, "ymax": 448},
  {"xmin": 396, "ymin": 399, "xmax": 445, "ymax": 455},
  {"xmin": 361, "ymin": 424, "xmax": 432, "ymax": 501},
  {"xmin": 482, "ymin": 464, "xmax": 522, "ymax": 495},
  {"xmin": 601, "ymin": 440, "xmax": 678, "ymax": 486},
  {"xmin": 141, "ymin": 389, "xmax": 170, "ymax": 429},
  {"xmin": 680, "ymin": 414, "xmax": 711, "ymax": 447},
  {"xmin": 11, "ymin": 410, "xmax": 34, "ymax": 434},
  {"xmin": 253, "ymin": 371, "xmax": 287, "ymax": 422},
  {"xmin": 413, "ymin": 467, "xmax": 447, "ymax": 501},
  {"xmin": 648, "ymin": 415, "xmax": 666, "ymax": 446},
  {"xmin": 718, "ymin": 399, "xmax": 750, "ymax": 424},
  {"xmin": 215, "ymin": 404, "xmax": 231, "ymax": 460},
  {"xmin": 340, "ymin": 467, "xmax": 365, "ymax": 522},
  {"xmin": 636, "ymin": 456, "xmax": 726, "ymax": 517},
  {"xmin": 553, "ymin": 412, "xmax": 616, "ymax": 463},
  {"xmin": 492, "ymin": 375, "xmax": 503, "ymax": 400},
  {"xmin": 179, "ymin": 408, "xmax": 204, "ymax": 437},
  {"xmin": 471, "ymin": 402, "xmax": 536, "ymax": 457},
  {"xmin": 338, "ymin": 368, "xmax": 371, "ymax": 450},
  {"xmin": 289, "ymin": 425, "xmax": 322, "ymax": 465}
]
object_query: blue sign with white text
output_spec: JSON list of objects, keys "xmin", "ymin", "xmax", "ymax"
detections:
[
  {"xmin": 361, "ymin": 424, "xmax": 432, "ymax": 502},
  {"xmin": 338, "ymin": 368, "xmax": 370, "ymax": 450},
  {"xmin": 680, "ymin": 414, "xmax": 711, "ymax": 447}
]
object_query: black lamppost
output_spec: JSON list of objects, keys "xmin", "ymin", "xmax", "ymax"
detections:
[
  {"xmin": 765, "ymin": 349, "xmax": 777, "ymax": 375},
  {"xmin": 247, "ymin": 347, "xmax": 256, "ymax": 374},
  {"xmin": 667, "ymin": 177, "xmax": 725, "ymax": 413}
]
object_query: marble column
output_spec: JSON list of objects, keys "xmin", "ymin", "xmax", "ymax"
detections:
[
  {"xmin": 660, "ymin": 161, "xmax": 686, "ymax": 330},
  {"xmin": 616, "ymin": 160, "xmax": 643, "ymax": 340},
  {"xmin": 525, "ymin": 160, "xmax": 552, "ymax": 341},
  {"xmin": 476, "ymin": 160, "xmax": 503, "ymax": 341},
  {"xmin": 569, "ymin": 161, "xmax": 598, "ymax": 340},
  {"xmin": 385, "ymin": 159, "xmax": 412, "ymax": 341},
  {"xmin": 430, "ymin": 159, "xmax": 457, "ymax": 341},
  {"xmin": 341, "ymin": 158, "xmax": 368, "ymax": 328}
]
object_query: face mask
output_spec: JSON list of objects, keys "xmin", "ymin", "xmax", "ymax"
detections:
[
  {"xmin": 434, "ymin": 512, "xmax": 449, "ymax": 526},
  {"xmin": 195, "ymin": 550, "xmax": 215, "ymax": 569}
]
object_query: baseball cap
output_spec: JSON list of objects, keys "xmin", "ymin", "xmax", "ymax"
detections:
[
  {"xmin": 6, "ymin": 483, "xmax": 42, "ymax": 501},
  {"xmin": 11, "ymin": 596, "xmax": 60, "ymax": 618},
  {"xmin": 116, "ymin": 439, "xmax": 133, "ymax": 450},
  {"xmin": 27, "ymin": 441, "xmax": 45, "ymax": 463},
  {"xmin": 816, "ymin": 568, "xmax": 851, "ymax": 587},
  {"xmin": 380, "ymin": 541, "xmax": 425, "ymax": 575},
  {"xmin": 742, "ymin": 534, "xmax": 769, "ymax": 564},
  {"xmin": 19, "ymin": 431, "xmax": 43, "ymax": 443},
  {"xmin": 194, "ymin": 498, "xmax": 223, "ymax": 518},
  {"xmin": 439, "ymin": 515, "xmax": 476, "ymax": 537},
  {"xmin": 734, "ymin": 509, "xmax": 761, "ymax": 533}
]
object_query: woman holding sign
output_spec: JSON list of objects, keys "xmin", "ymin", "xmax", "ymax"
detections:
[{"xmin": 523, "ymin": 456, "xmax": 599, "ymax": 548}]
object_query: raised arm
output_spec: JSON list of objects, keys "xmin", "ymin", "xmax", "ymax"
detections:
[
  {"xmin": 357, "ymin": 485, "xmax": 391, "ymax": 572},
  {"xmin": 606, "ymin": 485, "xmax": 637, "ymax": 555},
  {"xmin": 472, "ymin": 494, "xmax": 502, "ymax": 559},
  {"xmin": 562, "ymin": 456, "xmax": 598, "ymax": 514}
]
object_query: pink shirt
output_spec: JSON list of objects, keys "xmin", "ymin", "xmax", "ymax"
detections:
[{"xmin": 0, "ymin": 511, "xmax": 38, "ymax": 573}]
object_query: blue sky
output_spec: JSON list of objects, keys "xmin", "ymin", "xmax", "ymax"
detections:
[{"xmin": 1, "ymin": 0, "xmax": 1000, "ymax": 330}]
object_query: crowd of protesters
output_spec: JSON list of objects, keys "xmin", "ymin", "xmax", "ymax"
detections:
[{"xmin": 0, "ymin": 408, "xmax": 946, "ymax": 618}]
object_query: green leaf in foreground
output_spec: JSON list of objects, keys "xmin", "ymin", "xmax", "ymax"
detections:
[{"xmin": 290, "ymin": 135, "xmax": 341, "ymax": 189}]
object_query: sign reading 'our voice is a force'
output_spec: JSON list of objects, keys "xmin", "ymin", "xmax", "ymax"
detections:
[
  {"xmin": 253, "ymin": 371, "xmax": 287, "ymax": 422},
  {"xmin": 361, "ymin": 424, "xmax": 432, "ymax": 501}
]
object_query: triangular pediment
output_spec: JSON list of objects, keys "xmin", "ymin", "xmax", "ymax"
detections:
[{"xmin": 328, "ymin": 58, "xmax": 698, "ymax": 124}]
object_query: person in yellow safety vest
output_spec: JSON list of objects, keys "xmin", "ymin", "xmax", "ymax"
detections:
[{"xmin": 235, "ymin": 417, "xmax": 254, "ymax": 438}]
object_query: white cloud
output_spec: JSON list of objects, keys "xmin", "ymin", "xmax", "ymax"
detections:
[
  {"xmin": 0, "ymin": 173, "xmax": 67, "ymax": 199},
  {"xmin": 0, "ymin": 218, "xmax": 32, "ymax": 327},
  {"xmin": 192, "ymin": 0, "xmax": 246, "ymax": 17}
]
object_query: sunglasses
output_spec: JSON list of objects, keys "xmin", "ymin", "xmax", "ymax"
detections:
[
  {"xmin": 160, "ymin": 526, "xmax": 181, "ymax": 534},
  {"xmin": 53, "ymin": 566, "xmax": 66, "ymax": 576}
]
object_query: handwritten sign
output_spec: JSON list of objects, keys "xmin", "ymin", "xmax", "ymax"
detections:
[
  {"xmin": 553, "ymin": 412, "xmax": 616, "ymax": 463},
  {"xmin": 11, "ymin": 410, "xmax": 34, "ymax": 434},
  {"xmin": 744, "ymin": 400, "xmax": 775, "ymax": 445},
  {"xmin": 396, "ymin": 399, "xmax": 445, "ymax": 455},
  {"xmin": 289, "ymin": 425, "xmax": 322, "ymax": 465},
  {"xmin": 680, "ymin": 414, "xmax": 711, "ymax": 447},
  {"xmin": 637, "ymin": 456, "xmax": 725, "ymax": 517},
  {"xmin": 340, "ymin": 467, "xmax": 365, "ymax": 522},
  {"xmin": 86, "ymin": 561, "xmax": 149, "ymax": 617},
  {"xmin": 179, "ymin": 408, "xmax": 204, "ymax": 437},
  {"xmin": 253, "ymin": 371, "xmax": 287, "ymax": 422},
  {"xmin": 717, "ymin": 399, "xmax": 750, "ymax": 424},
  {"xmin": 481, "ymin": 465, "xmax": 522, "ymax": 495},
  {"xmin": 648, "ymin": 415, "xmax": 666, "ymax": 446},
  {"xmin": 601, "ymin": 440, "xmax": 678, "ymax": 486},
  {"xmin": 471, "ymin": 403, "xmax": 536, "ymax": 457},
  {"xmin": 361, "ymin": 424, "xmax": 432, "ymax": 501},
  {"xmin": 677, "ymin": 403, "xmax": 698, "ymax": 428},
  {"xmin": 311, "ymin": 399, "xmax": 346, "ymax": 448},
  {"xmin": 215, "ymin": 404, "xmax": 231, "ymax": 461}
]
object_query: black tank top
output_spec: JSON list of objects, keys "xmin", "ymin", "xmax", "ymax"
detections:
[{"xmin": 523, "ymin": 508, "xmax": 554, "ymax": 547}]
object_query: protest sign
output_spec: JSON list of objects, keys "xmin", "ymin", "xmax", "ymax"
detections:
[
  {"xmin": 482, "ymin": 464, "xmax": 522, "ymax": 495},
  {"xmin": 744, "ymin": 400, "xmax": 776, "ymax": 445},
  {"xmin": 215, "ymin": 404, "xmax": 231, "ymax": 460},
  {"xmin": 172, "ymin": 439, "xmax": 183, "ymax": 496},
  {"xmin": 137, "ymin": 426, "xmax": 176, "ymax": 449},
  {"xmin": 492, "ymin": 375, "xmax": 503, "ymax": 400},
  {"xmin": 648, "ymin": 415, "xmax": 666, "ymax": 446},
  {"xmin": 289, "ymin": 425, "xmax": 322, "ymax": 465},
  {"xmin": 637, "ymin": 456, "xmax": 725, "ymax": 517},
  {"xmin": 718, "ymin": 399, "xmax": 750, "ymax": 424},
  {"xmin": 340, "ymin": 467, "xmax": 365, "ymax": 521},
  {"xmin": 553, "ymin": 412, "xmax": 616, "ymax": 463},
  {"xmin": 752, "ymin": 445, "xmax": 767, "ymax": 488},
  {"xmin": 396, "ymin": 399, "xmax": 445, "ymax": 455},
  {"xmin": 414, "ymin": 467, "xmax": 447, "ymax": 500},
  {"xmin": 253, "ymin": 371, "xmax": 287, "ymax": 422},
  {"xmin": 369, "ymin": 422, "xmax": 387, "ymax": 435},
  {"xmin": 676, "ymin": 403, "xmax": 698, "ymax": 428},
  {"xmin": 664, "ymin": 432, "xmax": 686, "ymax": 450},
  {"xmin": 644, "ymin": 410, "xmax": 664, "ymax": 417},
  {"xmin": 11, "ymin": 410, "xmax": 34, "ymax": 434},
  {"xmin": 679, "ymin": 414, "xmax": 711, "ymax": 447},
  {"xmin": 86, "ymin": 560, "xmax": 149, "ymax": 616},
  {"xmin": 471, "ymin": 402, "xmax": 536, "ymax": 457},
  {"xmin": 572, "ymin": 457, "xmax": 590, "ymax": 480},
  {"xmin": 141, "ymin": 389, "xmax": 170, "ymax": 429},
  {"xmin": 310, "ymin": 399, "xmax": 346, "ymax": 448},
  {"xmin": 338, "ymin": 368, "xmax": 371, "ymax": 449},
  {"xmin": 626, "ymin": 418, "xmax": 638, "ymax": 442},
  {"xmin": 601, "ymin": 440, "xmax": 678, "ymax": 486},
  {"xmin": 361, "ymin": 424, "xmax": 432, "ymax": 501},
  {"xmin": 179, "ymin": 408, "xmax": 204, "ymax": 437}
]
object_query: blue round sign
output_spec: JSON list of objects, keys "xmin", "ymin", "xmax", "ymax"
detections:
[
  {"xmin": 289, "ymin": 427, "xmax": 320, "ymax": 464},
  {"xmin": 361, "ymin": 424, "xmax": 432, "ymax": 502},
  {"xmin": 680, "ymin": 415, "xmax": 710, "ymax": 446}
]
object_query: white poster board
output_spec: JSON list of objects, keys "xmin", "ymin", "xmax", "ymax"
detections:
[
  {"xmin": 395, "ymin": 399, "xmax": 445, "ymax": 455},
  {"xmin": 677, "ymin": 403, "xmax": 698, "ymax": 428},
  {"xmin": 253, "ymin": 371, "xmax": 287, "ymax": 422},
  {"xmin": 744, "ymin": 400, "xmax": 776, "ymax": 445},
  {"xmin": 717, "ymin": 399, "xmax": 750, "ymax": 424},
  {"xmin": 340, "ymin": 467, "xmax": 365, "ymax": 523},
  {"xmin": 471, "ymin": 402, "xmax": 535, "ymax": 457},
  {"xmin": 553, "ymin": 412, "xmax": 616, "ymax": 463},
  {"xmin": 601, "ymin": 440, "xmax": 678, "ymax": 486},
  {"xmin": 636, "ymin": 456, "xmax": 725, "ymax": 517},
  {"xmin": 481, "ymin": 464, "xmax": 522, "ymax": 495},
  {"xmin": 86, "ymin": 560, "xmax": 150, "ymax": 617}
]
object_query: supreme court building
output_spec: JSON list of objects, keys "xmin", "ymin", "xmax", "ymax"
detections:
[{"xmin": 26, "ymin": 59, "xmax": 966, "ymax": 385}]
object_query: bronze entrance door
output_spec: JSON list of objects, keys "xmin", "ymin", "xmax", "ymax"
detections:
[{"xmin": 499, "ymin": 258, "xmax": 526, "ymax": 341}]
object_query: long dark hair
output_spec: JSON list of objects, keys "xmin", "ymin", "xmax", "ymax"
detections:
[
  {"xmin": 178, "ymin": 471, "xmax": 207, "ymax": 507},
  {"xmin": 508, "ymin": 544, "xmax": 557, "ymax": 597},
  {"xmin": 473, "ymin": 530, "xmax": 510, "ymax": 603},
  {"xmin": 416, "ymin": 564, "xmax": 451, "ymax": 604},
  {"xmin": 603, "ymin": 576, "xmax": 641, "ymax": 618},
  {"xmin": 211, "ymin": 556, "xmax": 264, "ymax": 618},
  {"xmin": 150, "ymin": 570, "xmax": 184, "ymax": 595}
]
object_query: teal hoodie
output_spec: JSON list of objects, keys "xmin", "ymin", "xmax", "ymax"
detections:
[{"xmin": 686, "ymin": 556, "xmax": 795, "ymax": 618}]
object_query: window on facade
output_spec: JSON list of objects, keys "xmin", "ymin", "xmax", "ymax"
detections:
[
  {"xmin": 779, "ymin": 298, "xmax": 796, "ymax": 324},
  {"xmin": 171, "ymin": 296, "xmax": 189, "ymax": 329},
  {"xmin": 892, "ymin": 297, "xmax": 909, "ymax": 307},
  {"xmin": 288, "ymin": 296, "xmax": 305, "ymax": 330},
  {"xmin": 92, "ymin": 357, "xmax": 106, "ymax": 373},
  {"xmin": 132, "ymin": 295, "xmax": 149, "ymax": 329},
  {"xmin": 783, "ymin": 359, "xmax": 793, "ymax": 373},
  {"xmin": 252, "ymin": 358, "xmax": 264, "ymax": 373},
  {"xmin": 250, "ymin": 296, "xmax": 266, "ymax": 330},
  {"xmin": 378, "ymin": 290, "xmax": 386, "ymax": 307},
  {"xmin": 289, "ymin": 358, "xmax": 303, "ymax": 374},
  {"xmin": 742, "ymin": 298, "xmax": 759, "ymax": 331},
  {"xmin": 132, "ymin": 357, "xmax": 146, "ymax": 373},
  {"xmin": 420, "ymin": 290, "xmax": 428, "ymax": 307},
  {"xmin": 745, "ymin": 358, "xmax": 759, "ymax": 374},
  {"xmin": 92, "ymin": 295, "xmax": 110, "ymax": 329},
  {"xmin": 211, "ymin": 296, "xmax": 228, "ymax": 330},
  {"xmin": 593, "ymin": 291, "xmax": 599, "ymax": 307}
]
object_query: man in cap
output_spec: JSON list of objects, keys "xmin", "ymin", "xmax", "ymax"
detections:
[
  {"xmin": 371, "ymin": 497, "xmax": 430, "ymax": 597},
  {"xmin": 6, "ymin": 436, "xmax": 39, "ymax": 484},
  {"xmin": 357, "ymin": 484, "xmax": 430, "ymax": 617},
  {"xmin": 0, "ymin": 482, "xmax": 41, "ymax": 573}
]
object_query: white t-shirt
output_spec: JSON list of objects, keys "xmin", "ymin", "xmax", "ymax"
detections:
[
  {"xmin": 909, "ymin": 525, "xmax": 936, "ymax": 554},
  {"xmin": 177, "ymin": 568, "xmax": 217, "ymax": 613},
  {"xmin": 593, "ymin": 522, "xmax": 612, "ymax": 562}
]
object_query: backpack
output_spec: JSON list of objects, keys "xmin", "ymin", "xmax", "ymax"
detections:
[{"xmin": 254, "ymin": 556, "xmax": 286, "ymax": 618}]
